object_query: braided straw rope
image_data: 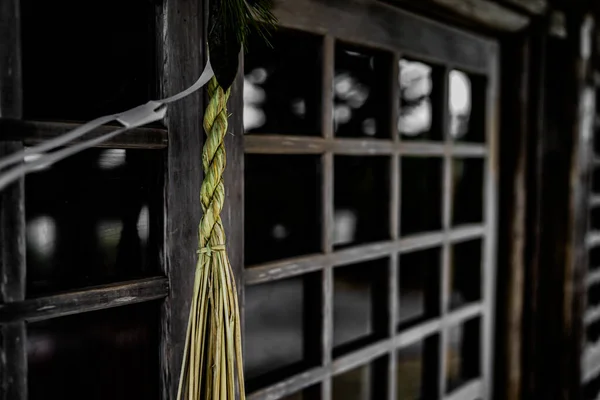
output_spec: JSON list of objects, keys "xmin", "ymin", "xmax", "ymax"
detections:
[{"xmin": 177, "ymin": 76, "xmax": 245, "ymax": 400}]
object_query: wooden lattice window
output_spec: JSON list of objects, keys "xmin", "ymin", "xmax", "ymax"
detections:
[
  {"xmin": 241, "ymin": 1, "xmax": 499, "ymax": 400},
  {"xmin": 0, "ymin": 0, "xmax": 226, "ymax": 399}
]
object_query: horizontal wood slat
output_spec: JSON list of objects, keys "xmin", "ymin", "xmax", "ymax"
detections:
[
  {"xmin": 0, "ymin": 276, "xmax": 168, "ymax": 323},
  {"xmin": 0, "ymin": 119, "xmax": 168, "ymax": 149},
  {"xmin": 245, "ymin": 135, "xmax": 486, "ymax": 157},
  {"xmin": 246, "ymin": 303, "xmax": 483, "ymax": 400},
  {"xmin": 245, "ymin": 225, "xmax": 485, "ymax": 285},
  {"xmin": 444, "ymin": 379, "xmax": 483, "ymax": 400}
]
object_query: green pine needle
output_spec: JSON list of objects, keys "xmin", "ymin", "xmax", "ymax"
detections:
[{"xmin": 222, "ymin": 0, "xmax": 277, "ymax": 49}]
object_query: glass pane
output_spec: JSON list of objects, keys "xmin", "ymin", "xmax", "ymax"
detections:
[
  {"xmin": 21, "ymin": 0, "xmax": 155, "ymax": 121},
  {"xmin": 334, "ymin": 156, "xmax": 390, "ymax": 248},
  {"xmin": 333, "ymin": 258, "xmax": 388, "ymax": 353},
  {"xmin": 281, "ymin": 385, "xmax": 321, "ymax": 400},
  {"xmin": 589, "ymin": 284, "xmax": 600, "ymax": 310},
  {"xmin": 591, "ymin": 247, "xmax": 600, "ymax": 272},
  {"xmin": 400, "ymin": 157, "xmax": 443, "ymax": 235},
  {"xmin": 449, "ymin": 239, "xmax": 482, "ymax": 310},
  {"xmin": 245, "ymin": 155, "xmax": 322, "ymax": 265},
  {"xmin": 452, "ymin": 158, "xmax": 484, "ymax": 226},
  {"xmin": 244, "ymin": 29, "xmax": 322, "ymax": 135},
  {"xmin": 334, "ymin": 43, "xmax": 392, "ymax": 138},
  {"xmin": 587, "ymin": 320, "xmax": 600, "ymax": 351},
  {"xmin": 398, "ymin": 248, "xmax": 441, "ymax": 328},
  {"xmin": 397, "ymin": 335, "xmax": 438, "ymax": 400},
  {"xmin": 25, "ymin": 149, "xmax": 163, "ymax": 295},
  {"xmin": 592, "ymin": 207, "xmax": 600, "ymax": 231},
  {"xmin": 332, "ymin": 358, "xmax": 387, "ymax": 400},
  {"xmin": 398, "ymin": 59, "xmax": 442, "ymax": 141},
  {"xmin": 446, "ymin": 317, "xmax": 481, "ymax": 393},
  {"xmin": 449, "ymin": 70, "xmax": 486, "ymax": 143},
  {"xmin": 593, "ymin": 167, "xmax": 600, "ymax": 194},
  {"xmin": 584, "ymin": 374, "xmax": 600, "ymax": 400},
  {"xmin": 244, "ymin": 273, "xmax": 321, "ymax": 389},
  {"xmin": 27, "ymin": 302, "xmax": 160, "ymax": 400}
]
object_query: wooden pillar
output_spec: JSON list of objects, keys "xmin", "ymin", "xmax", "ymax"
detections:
[{"xmin": 0, "ymin": 0, "xmax": 26, "ymax": 398}]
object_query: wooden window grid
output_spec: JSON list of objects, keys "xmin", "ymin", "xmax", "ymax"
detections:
[
  {"xmin": 242, "ymin": 1, "xmax": 499, "ymax": 400},
  {"xmin": 0, "ymin": 0, "xmax": 498, "ymax": 399}
]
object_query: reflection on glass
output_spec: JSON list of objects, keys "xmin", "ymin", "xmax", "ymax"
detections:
[
  {"xmin": 450, "ymin": 71, "xmax": 486, "ymax": 143},
  {"xmin": 452, "ymin": 158, "xmax": 484, "ymax": 226},
  {"xmin": 21, "ymin": 0, "xmax": 155, "ymax": 121},
  {"xmin": 398, "ymin": 59, "xmax": 439, "ymax": 140},
  {"xmin": 245, "ymin": 155, "xmax": 322, "ymax": 265},
  {"xmin": 400, "ymin": 157, "xmax": 443, "ymax": 235},
  {"xmin": 446, "ymin": 318, "xmax": 481, "ymax": 393},
  {"xmin": 25, "ymin": 149, "xmax": 162, "ymax": 295},
  {"xmin": 397, "ymin": 336, "xmax": 438, "ymax": 400},
  {"xmin": 449, "ymin": 239, "xmax": 482, "ymax": 310},
  {"xmin": 333, "ymin": 258, "xmax": 388, "ymax": 353},
  {"xmin": 334, "ymin": 156, "xmax": 390, "ymax": 248},
  {"xmin": 244, "ymin": 274, "xmax": 320, "ymax": 390},
  {"xmin": 334, "ymin": 45, "xmax": 391, "ymax": 138},
  {"xmin": 245, "ymin": 278, "xmax": 303, "ymax": 379},
  {"xmin": 27, "ymin": 302, "xmax": 160, "ymax": 400},
  {"xmin": 398, "ymin": 248, "xmax": 440, "ymax": 327},
  {"xmin": 243, "ymin": 29, "xmax": 322, "ymax": 135},
  {"xmin": 449, "ymin": 70, "xmax": 472, "ymax": 139}
]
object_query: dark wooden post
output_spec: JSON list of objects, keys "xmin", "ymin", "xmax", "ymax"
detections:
[{"xmin": 0, "ymin": 0, "xmax": 26, "ymax": 399}]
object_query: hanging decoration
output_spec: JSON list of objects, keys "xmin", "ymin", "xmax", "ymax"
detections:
[
  {"xmin": 0, "ymin": 1, "xmax": 275, "ymax": 398},
  {"xmin": 176, "ymin": 1, "xmax": 275, "ymax": 400}
]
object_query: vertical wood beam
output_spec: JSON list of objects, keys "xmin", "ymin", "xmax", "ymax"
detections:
[
  {"xmin": 0, "ymin": 0, "xmax": 26, "ymax": 398},
  {"xmin": 157, "ymin": 0, "xmax": 204, "ymax": 397}
]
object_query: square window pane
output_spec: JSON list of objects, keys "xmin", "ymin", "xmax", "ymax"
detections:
[
  {"xmin": 593, "ymin": 167, "xmax": 600, "ymax": 194},
  {"xmin": 449, "ymin": 71, "xmax": 486, "ymax": 143},
  {"xmin": 245, "ymin": 155, "xmax": 322, "ymax": 265},
  {"xmin": 591, "ymin": 207, "xmax": 600, "ymax": 231},
  {"xmin": 21, "ymin": 0, "xmax": 156, "ymax": 120},
  {"xmin": 590, "ymin": 247, "xmax": 600, "ymax": 273},
  {"xmin": 398, "ymin": 59, "xmax": 443, "ymax": 141},
  {"xmin": 400, "ymin": 157, "xmax": 443, "ymax": 235},
  {"xmin": 446, "ymin": 317, "xmax": 481, "ymax": 393},
  {"xmin": 333, "ymin": 258, "xmax": 388, "ymax": 354},
  {"xmin": 586, "ymin": 320, "xmax": 600, "ymax": 351},
  {"xmin": 398, "ymin": 248, "xmax": 441, "ymax": 328},
  {"xmin": 449, "ymin": 239, "xmax": 483, "ymax": 310},
  {"xmin": 27, "ymin": 302, "xmax": 160, "ymax": 400},
  {"xmin": 334, "ymin": 156, "xmax": 390, "ymax": 248},
  {"xmin": 281, "ymin": 385, "xmax": 321, "ymax": 400},
  {"xmin": 244, "ymin": 29, "xmax": 322, "ymax": 135},
  {"xmin": 396, "ymin": 335, "xmax": 439, "ymax": 400},
  {"xmin": 452, "ymin": 158, "xmax": 484, "ymax": 226},
  {"xmin": 332, "ymin": 357, "xmax": 388, "ymax": 400},
  {"xmin": 334, "ymin": 43, "xmax": 392, "ymax": 139},
  {"xmin": 584, "ymin": 374, "xmax": 600, "ymax": 400},
  {"xmin": 244, "ymin": 273, "xmax": 321, "ymax": 390},
  {"xmin": 25, "ymin": 149, "xmax": 163, "ymax": 296}
]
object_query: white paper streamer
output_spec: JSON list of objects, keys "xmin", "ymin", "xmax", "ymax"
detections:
[{"xmin": 0, "ymin": 59, "xmax": 215, "ymax": 192}]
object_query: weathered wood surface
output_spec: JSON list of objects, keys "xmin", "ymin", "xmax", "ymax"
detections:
[
  {"xmin": 273, "ymin": 0, "xmax": 495, "ymax": 73},
  {"xmin": 385, "ymin": 0, "xmax": 531, "ymax": 31},
  {"xmin": 0, "ymin": 277, "xmax": 168, "ymax": 324},
  {"xmin": 157, "ymin": 0, "xmax": 204, "ymax": 397},
  {"xmin": 0, "ymin": 119, "xmax": 168, "ymax": 149}
]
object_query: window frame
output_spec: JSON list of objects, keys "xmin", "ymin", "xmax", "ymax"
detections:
[
  {"xmin": 0, "ymin": 0, "xmax": 236, "ymax": 399},
  {"xmin": 0, "ymin": 0, "xmax": 532, "ymax": 400},
  {"xmin": 241, "ymin": 1, "xmax": 499, "ymax": 399}
]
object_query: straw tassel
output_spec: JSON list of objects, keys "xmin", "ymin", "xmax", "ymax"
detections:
[{"xmin": 177, "ymin": 76, "xmax": 245, "ymax": 400}]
